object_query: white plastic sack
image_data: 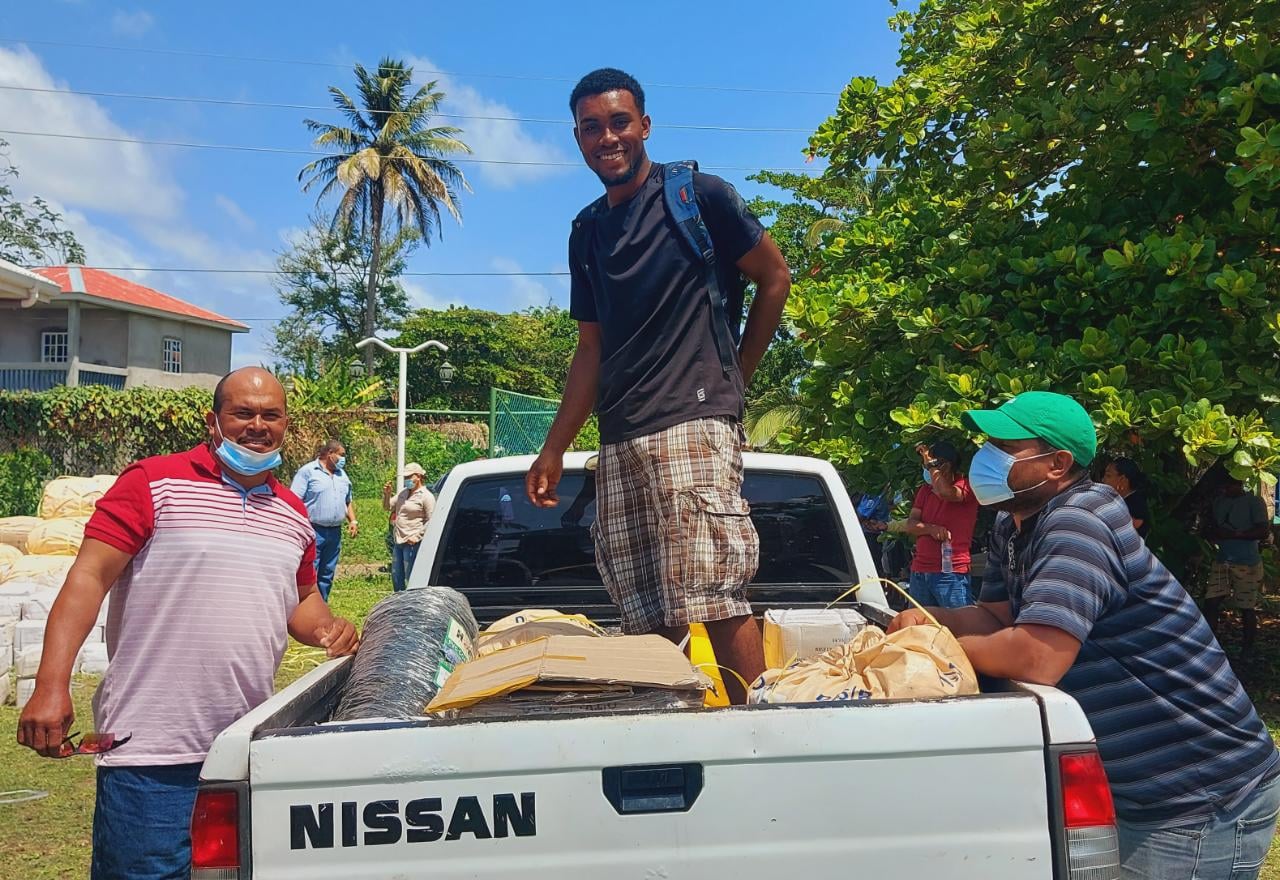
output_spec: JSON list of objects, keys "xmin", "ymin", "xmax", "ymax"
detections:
[
  {"xmin": 1, "ymin": 556, "xmax": 73, "ymax": 588},
  {"xmin": 40, "ymin": 476, "xmax": 109, "ymax": 519},
  {"xmin": 80, "ymin": 643, "xmax": 109, "ymax": 675},
  {"xmin": 0, "ymin": 617, "xmax": 15, "ymax": 650},
  {"xmin": 82, "ymin": 625, "xmax": 104, "ymax": 645},
  {"xmin": 0, "ymin": 583, "xmax": 38, "ymax": 619},
  {"xmin": 16, "ymin": 645, "xmax": 41, "ymax": 678},
  {"xmin": 20, "ymin": 589, "xmax": 60, "ymax": 621},
  {"xmin": 0, "ymin": 671, "xmax": 10, "ymax": 707},
  {"xmin": 25, "ymin": 518, "xmax": 88, "ymax": 556},
  {"xmin": 0, "ymin": 644, "xmax": 11, "ymax": 671},
  {"xmin": 16, "ymin": 677, "xmax": 34, "ymax": 709},
  {"xmin": 0, "ymin": 516, "xmax": 42, "ymax": 552},
  {"xmin": 14, "ymin": 620, "xmax": 45, "ymax": 654}
]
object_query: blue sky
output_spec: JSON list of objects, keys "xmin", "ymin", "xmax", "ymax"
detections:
[{"xmin": 1, "ymin": 1, "xmax": 908, "ymax": 365}]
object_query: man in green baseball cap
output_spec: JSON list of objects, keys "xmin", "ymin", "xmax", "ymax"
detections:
[{"xmin": 890, "ymin": 391, "xmax": 1279, "ymax": 876}]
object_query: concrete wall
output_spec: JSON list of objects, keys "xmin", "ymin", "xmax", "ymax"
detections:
[{"xmin": 0, "ymin": 303, "xmax": 234, "ymax": 391}]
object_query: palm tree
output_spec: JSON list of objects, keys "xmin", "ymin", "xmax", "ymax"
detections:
[{"xmin": 300, "ymin": 58, "xmax": 471, "ymax": 372}]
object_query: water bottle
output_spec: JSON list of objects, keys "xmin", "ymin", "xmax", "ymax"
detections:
[{"xmin": 941, "ymin": 540, "xmax": 954, "ymax": 574}]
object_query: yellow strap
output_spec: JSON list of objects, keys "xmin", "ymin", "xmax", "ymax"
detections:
[
  {"xmin": 693, "ymin": 663, "xmax": 751, "ymax": 696},
  {"xmin": 825, "ymin": 578, "xmax": 943, "ymax": 629}
]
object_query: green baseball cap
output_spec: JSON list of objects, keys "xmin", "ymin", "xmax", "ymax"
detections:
[{"xmin": 961, "ymin": 391, "xmax": 1097, "ymax": 466}]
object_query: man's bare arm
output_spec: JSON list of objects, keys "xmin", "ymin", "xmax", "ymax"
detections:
[
  {"xmin": 288, "ymin": 583, "xmax": 359, "ymax": 657},
  {"xmin": 527, "ymin": 323, "xmax": 601, "ymax": 507},
  {"xmin": 890, "ymin": 601, "xmax": 1014, "ymax": 637},
  {"xmin": 18, "ymin": 538, "xmax": 132, "ymax": 756},
  {"xmin": 958, "ymin": 624, "xmax": 1083, "ymax": 685},
  {"xmin": 736, "ymin": 234, "xmax": 791, "ymax": 386}
]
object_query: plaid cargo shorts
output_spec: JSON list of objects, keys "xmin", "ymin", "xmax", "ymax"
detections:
[
  {"xmin": 1206, "ymin": 561, "xmax": 1264, "ymax": 611},
  {"xmin": 590, "ymin": 416, "xmax": 759, "ymax": 634}
]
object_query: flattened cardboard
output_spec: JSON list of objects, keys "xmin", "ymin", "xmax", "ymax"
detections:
[{"xmin": 427, "ymin": 634, "xmax": 708, "ymax": 713}]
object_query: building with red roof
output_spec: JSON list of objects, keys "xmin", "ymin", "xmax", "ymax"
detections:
[{"xmin": 0, "ymin": 263, "xmax": 247, "ymax": 392}]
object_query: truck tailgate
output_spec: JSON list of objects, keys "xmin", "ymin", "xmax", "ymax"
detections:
[{"xmin": 247, "ymin": 694, "xmax": 1055, "ymax": 879}]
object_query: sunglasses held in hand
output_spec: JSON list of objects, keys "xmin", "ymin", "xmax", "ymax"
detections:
[{"xmin": 56, "ymin": 732, "xmax": 132, "ymax": 758}]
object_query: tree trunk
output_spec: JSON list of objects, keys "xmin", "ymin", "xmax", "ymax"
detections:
[{"xmin": 363, "ymin": 186, "xmax": 385, "ymax": 375}]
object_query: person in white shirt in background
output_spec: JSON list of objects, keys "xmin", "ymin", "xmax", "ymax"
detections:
[{"xmin": 382, "ymin": 462, "xmax": 436, "ymax": 591}]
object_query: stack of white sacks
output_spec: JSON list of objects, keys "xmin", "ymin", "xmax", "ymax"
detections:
[{"xmin": 0, "ymin": 475, "xmax": 115, "ymax": 708}]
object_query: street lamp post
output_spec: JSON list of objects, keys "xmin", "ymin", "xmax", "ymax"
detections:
[{"xmin": 356, "ymin": 337, "xmax": 448, "ymax": 487}]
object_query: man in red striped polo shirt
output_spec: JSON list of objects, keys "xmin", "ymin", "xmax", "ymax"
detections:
[{"xmin": 17, "ymin": 367, "xmax": 359, "ymax": 880}]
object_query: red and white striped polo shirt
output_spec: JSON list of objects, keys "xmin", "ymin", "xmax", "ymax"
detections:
[{"xmin": 85, "ymin": 443, "xmax": 316, "ymax": 766}]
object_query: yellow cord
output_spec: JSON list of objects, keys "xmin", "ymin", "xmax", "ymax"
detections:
[
  {"xmin": 825, "ymin": 578, "xmax": 942, "ymax": 629},
  {"xmin": 693, "ymin": 662, "xmax": 752, "ymax": 696}
]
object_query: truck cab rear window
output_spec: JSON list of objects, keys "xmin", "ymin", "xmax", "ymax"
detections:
[{"xmin": 433, "ymin": 472, "xmax": 854, "ymax": 589}]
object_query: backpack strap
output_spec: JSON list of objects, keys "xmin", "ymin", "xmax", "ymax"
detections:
[
  {"xmin": 663, "ymin": 160, "xmax": 738, "ymax": 376},
  {"xmin": 569, "ymin": 197, "xmax": 605, "ymax": 278}
]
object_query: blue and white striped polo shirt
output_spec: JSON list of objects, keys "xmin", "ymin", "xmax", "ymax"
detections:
[{"xmin": 980, "ymin": 479, "xmax": 1278, "ymax": 826}]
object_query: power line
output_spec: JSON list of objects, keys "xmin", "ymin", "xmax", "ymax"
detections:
[
  {"xmin": 0, "ymin": 37, "xmax": 843, "ymax": 97},
  {"xmin": 38, "ymin": 264, "xmax": 570, "ymax": 277},
  {"xmin": 0, "ymin": 128, "xmax": 816, "ymax": 172},
  {"xmin": 0, "ymin": 84, "xmax": 814, "ymax": 134}
]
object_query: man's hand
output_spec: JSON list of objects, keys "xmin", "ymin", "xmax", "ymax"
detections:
[
  {"xmin": 17, "ymin": 686, "xmax": 75, "ymax": 758},
  {"xmin": 930, "ymin": 525, "xmax": 952, "ymax": 542},
  {"xmin": 888, "ymin": 609, "xmax": 933, "ymax": 633},
  {"xmin": 526, "ymin": 450, "xmax": 563, "ymax": 508},
  {"xmin": 315, "ymin": 617, "xmax": 359, "ymax": 658},
  {"xmin": 347, "ymin": 521, "xmax": 359, "ymax": 538}
]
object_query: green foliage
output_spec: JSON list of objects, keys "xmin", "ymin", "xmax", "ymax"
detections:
[
  {"xmin": 792, "ymin": 0, "xmax": 1280, "ymax": 526},
  {"xmin": 271, "ymin": 216, "xmax": 416, "ymax": 370},
  {"xmin": 388, "ymin": 305, "xmax": 577, "ymax": 410},
  {"xmin": 300, "ymin": 58, "xmax": 471, "ymax": 371},
  {"xmin": 404, "ymin": 426, "xmax": 484, "ymax": 486},
  {"xmin": 0, "ymin": 138, "xmax": 85, "ymax": 265},
  {"xmin": 284, "ymin": 358, "xmax": 386, "ymax": 411},
  {"xmin": 0, "ymin": 447, "xmax": 54, "ymax": 517}
]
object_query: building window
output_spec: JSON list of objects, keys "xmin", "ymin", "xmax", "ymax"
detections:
[
  {"xmin": 41, "ymin": 330, "xmax": 69, "ymax": 364},
  {"xmin": 163, "ymin": 337, "xmax": 183, "ymax": 374}
]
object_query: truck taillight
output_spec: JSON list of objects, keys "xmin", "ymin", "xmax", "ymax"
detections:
[
  {"xmin": 191, "ymin": 788, "xmax": 240, "ymax": 880},
  {"xmin": 1057, "ymin": 750, "xmax": 1119, "ymax": 880}
]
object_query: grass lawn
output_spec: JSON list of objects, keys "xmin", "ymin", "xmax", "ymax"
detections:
[{"xmin": 1, "ymin": 535, "xmax": 1277, "ymax": 876}]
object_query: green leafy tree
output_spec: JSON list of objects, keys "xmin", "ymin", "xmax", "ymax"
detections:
[
  {"xmin": 299, "ymin": 58, "xmax": 470, "ymax": 373},
  {"xmin": 793, "ymin": 0, "xmax": 1280, "ymax": 555},
  {"xmin": 0, "ymin": 139, "xmax": 85, "ymax": 265},
  {"xmin": 742, "ymin": 170, "xmax": 886, "ymax": 446},
  {"xmin": 388, "ymin": 305, "xmax": 578, "ymax": 411},
  {"xmin": 270, "ymin": 216, "xmax": 415, "ymax": 370}
]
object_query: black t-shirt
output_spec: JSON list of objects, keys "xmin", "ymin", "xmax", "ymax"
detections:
[
  {"xmin": 1125, "ymin": 490, "xmax": 1151, "ymax": 538},
  {"xmin": 569, "ymin": 163, "xmax": 765, "ymax": 443}
]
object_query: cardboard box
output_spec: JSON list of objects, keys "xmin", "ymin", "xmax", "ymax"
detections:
[
  {"xmin": 763, "ymin": 608, "xmax": 868, "ymax": 670},
  {"xmin": 428, "ymin": 635, "xmax": 708, "ymax": 713}
]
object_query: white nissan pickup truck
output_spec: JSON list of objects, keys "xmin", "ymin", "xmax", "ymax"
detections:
[{"xmin": 193, "ymin": 453, "xmax": 1120, "ymax": 880}]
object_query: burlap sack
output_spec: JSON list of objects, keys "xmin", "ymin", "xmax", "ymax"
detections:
[
  {"xmin": 40, "ymin": 477, "xmax": 108, "ymax": 519},
  {"xmin": 749, "ymin": 624, "xmax": 979, "ymax": 704},
  {"xmin": 0, "ymin": 555, "xmax": 74, "ymax": 588},
  {"xmin": 0, "ymin": 543, "xmax": 22, "ymax": 577},
  {"xmin": 0, "ymin": 516, "xmax": 43, "ymax": 552},
  {"xmin": 25, "ymin": 517, "xmax": 89, "ymax": 556}
]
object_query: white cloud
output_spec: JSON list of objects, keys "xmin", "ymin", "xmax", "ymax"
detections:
[
  {"xmin": 0, "ymin": 46, "xmax": 182, "ymax": 220},
  {"xmin": 404, "ymin": 54, "xmax": 572, "ymax": 189},
  {"xmin": 110, "ymin": 10, "xmax": 155, "ymax": 38},
  {"xmin": 214, "ymin": 194, "xmax": 256, "ymax": 232},
  {"xmin": 400, "ymin": 278, "xmax": 463, "ymax": 311},
  {"xmin": 491, "ymin": 256, "xmax": 557, "ymax": 309}
]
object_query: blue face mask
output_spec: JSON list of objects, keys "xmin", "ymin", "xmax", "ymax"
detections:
[
  {"xmin": 213, "ymin": 420, "xmax": 282, "ymax": 476},
  {"xmin": 922, "ymin": 467, "xmax": 933, "ymax": 485},
  {"xmin": 969, "ymin": 442, "xmax": 1055, "ymax": 505},
  {"xmin": 336, "ymin": 456, "xmax": 347, "ymax": 472}
]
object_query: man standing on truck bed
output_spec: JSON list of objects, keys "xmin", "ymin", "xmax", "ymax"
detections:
[
  {"xmin": 526, "ymin": 68, "xmax": 791, "ymax": 704},
  {"xmin": 17, "ymin": 367, "xmax": 360, "ymax": 880},
  {"xmin": 890, "ymin": 391, "xmax": 1279, "ymax": 880}
]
